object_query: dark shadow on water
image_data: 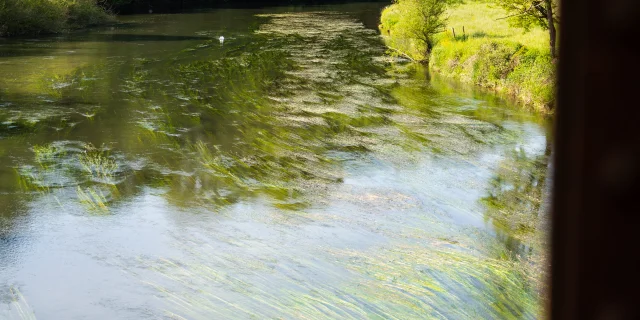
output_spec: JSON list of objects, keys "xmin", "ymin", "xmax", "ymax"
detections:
[
  {"xmin": 68, "ymin": 33, "xmax": 214, "ymax": 42},
  {"xmin": 0, "ymin": 46, "xmax": 51, "ymax": 58},
  {"xmin": 0, "ymin": 32, "xmax": 212, "ymax": 58}
]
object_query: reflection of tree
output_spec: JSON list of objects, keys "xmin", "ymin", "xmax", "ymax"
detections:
[
  {"xmin": 2, "ymin": 12, "xmax": 551, "ymax": 217},
  {"xmin": 480, "ymin": 142, "xmax": 551, "ymax": 304},
  {"xmin": 126, "ymin": 36, "xmax": 345, "ymax": 209},
  {"xmin": 122, "ymin": 28, "xmax": 430, "ymax": 210},
  {"xmin": 482, "ymin": 146, "xmax": 550, "ymax": 244},
  {"xmin": 481, "ymin": 140, "xmax": 551, "ymax": 302}
]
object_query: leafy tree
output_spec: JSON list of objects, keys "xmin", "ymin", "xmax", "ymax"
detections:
[
  {"xmin": 392, "ymin": 0, "xmax": 448, "ymax": 57},
  {"xmin": 495, "ymin": 0, "xmax": 560, "ymax": 59}
]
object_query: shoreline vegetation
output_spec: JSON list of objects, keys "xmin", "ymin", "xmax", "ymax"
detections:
[
  {"xmin": 380, "ymin": 0, "xmax": 556, "ymax": 113},
  {"xmin": 0, "ymin": 0, "xmax": 387, "ymax": 38},
  {"xmin": 380, "ymin": 0, "xmax": 553, "ymax": 307},
  {"xmin": 1, "ymin": 0, "xmax": 555, "ymax": 113},
  {"xmin": 0, "ymin": 0, "xmax": 114, "ymax": 37}
]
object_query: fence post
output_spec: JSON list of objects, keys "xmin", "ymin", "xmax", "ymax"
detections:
[{"xmin": 452, "ymin": 27, "xmax": 456, "ymax": 39}]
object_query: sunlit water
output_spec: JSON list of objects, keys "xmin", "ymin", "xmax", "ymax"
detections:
[{"xmin": 0, "ymin": 3, "xmax": 551, "ymax": 319}]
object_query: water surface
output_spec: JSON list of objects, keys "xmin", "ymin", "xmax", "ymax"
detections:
[{"xmin": 0, "ymin": 3, "xmax": 550, "ymax": 319}]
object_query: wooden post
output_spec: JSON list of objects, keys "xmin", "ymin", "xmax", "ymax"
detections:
[
  {"xmin": 452, "ymin": 27, "xmax": 456, "ymax": 39},
  {"xmin": 463, "ymin": 26, "xmax": 466, "ymax": 40}
]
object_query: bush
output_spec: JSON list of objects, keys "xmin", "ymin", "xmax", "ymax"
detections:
[
  {"xmin": 430, "ymin": 37, "xmax": 554, "ymax": 112},
  {"xmin": 381, "ymin": 1, "xmax": 555, "ymax": 112},
  {"xmin": 472, "ymin": 41, "xmax": 520, "ymax": 87},
  {"xmin": 379, "ymin": 0, "xmax": 447, "ymax": 62},
  {"xmin": 0, "ymin": 0, "xmax": 112, "ymax": 37},
  {"xmin": 68, "ymin": 0, "xmax": 113, "ymax": 27}
]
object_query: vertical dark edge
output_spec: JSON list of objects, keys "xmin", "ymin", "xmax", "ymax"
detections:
[
  {"xmin": 552, "ymin": 0, "xmax": 640, "ymax": 318},
  {"xmin": 551, "ymin": 0, "xmax": 586, "ymax": 317}
]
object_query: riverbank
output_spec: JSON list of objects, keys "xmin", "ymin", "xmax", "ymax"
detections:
[
  {"xmin": 380, "ymin": 1, "xmax": 555, "ymax": 113},
  {"xmin": 0, "ymin": 0, "xmax": 114, "ymax": 37}
]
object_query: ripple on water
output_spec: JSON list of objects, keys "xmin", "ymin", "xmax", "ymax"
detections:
[{"xmin": 0, "ymin": 6, "xmax": 548, "ymax": 319}]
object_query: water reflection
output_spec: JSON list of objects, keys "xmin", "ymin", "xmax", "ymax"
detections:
[
  {"xmin": 0, "ymin": 4, "xmax": 550, "ymax": 319},
  {"xmin": 480, "ymin": 141, "xmax": 551, "ymax": 296},
  {"xmin": 482, "ymin": 145, "xmax": 550, "ymax": 248}
]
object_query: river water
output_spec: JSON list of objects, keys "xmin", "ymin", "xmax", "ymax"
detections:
[{"xmin": 0, "ymin": 3, "xmax": 551, "ymax": 319}]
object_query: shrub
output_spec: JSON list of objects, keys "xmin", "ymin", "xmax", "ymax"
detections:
[
  {"xmin": 380, "ymin": 0, "xmax": 448, "ymax": 62},
  {"xmin": 382, "ymin": 1, "xmax": 555, "ymax": 112},
  {"xmin": 0, "ymin": 0, "xmax": 112, "ymax": 37},
  {"xmin": 68, "ymin": 0, "xmax": 113, "ymax": 27},
  {"xmin": 429, "ymin": 37, "xmax": 555, "ymax": 112}
]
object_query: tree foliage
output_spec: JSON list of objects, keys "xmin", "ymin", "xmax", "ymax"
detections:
[
  {"xmin": 390, "ymin": 0, "xmax": 448, "ymax": 55},
  {"xmin": 495, "ymin": 0, "xmax": 559, "ymax": 30},
  {"xmin": 0, "ymin": 0, "xmax": 112, "ymax": 37},
  {"xmin": 98, "ymin": 0, "xmax": 385, "ymax": 14},
  {"xmin": 494, "ymin": 0, "xmax": 560, "ymax": 57}
]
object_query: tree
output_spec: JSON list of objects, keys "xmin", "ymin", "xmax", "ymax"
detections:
[
  {"xmin": 393, "ymin": 0, "xmax": 448, "ymax": 57},
  {"xmin": 495, "ymin": 0, "xmax": 560, "ymax": 59}
]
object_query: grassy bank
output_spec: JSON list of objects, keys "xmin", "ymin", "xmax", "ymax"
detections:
[
  {"xmin": 380, "ymin": 1, "xmax": 555, "ymax": 113},
  {"xmin": 0, "ymin": 0, "xmax": 113, "ymax": 37}
]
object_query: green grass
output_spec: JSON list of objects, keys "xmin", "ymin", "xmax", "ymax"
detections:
[
  {"xmin": 0, "ymin": 0, "xmax": 113, "ymax": 37},
  {"xmin": 443, "ymin": 1, "xmax": 548, "ymax": 51},
  {"xmin": 380, "ymin": 1, "xmax": 555, "ymax": 113}
]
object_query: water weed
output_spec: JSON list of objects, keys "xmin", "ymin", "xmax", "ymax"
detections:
[
  {"xmin": 6, "ymin": 287, "xmax": 37, "ymax": 320},
  {"xmin": 76, "ymin": 185, "xmax": 110, "ymax": 212},
  {"xmin": 78, "ymin": 145, "xmax": 119, "ymax": 182}
]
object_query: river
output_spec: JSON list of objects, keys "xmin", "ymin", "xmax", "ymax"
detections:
[{"xmin": 0, "ymin": 3, "xmax": 550, "ymax": 319}]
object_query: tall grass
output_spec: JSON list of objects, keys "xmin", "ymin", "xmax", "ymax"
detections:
[
  {"xmin": 380, "ymin": 1, "xmax": 555, "ymax": 112},
  {"xmin": 0, "ymin": 0, "xmax": 113, "ymax": 37}
]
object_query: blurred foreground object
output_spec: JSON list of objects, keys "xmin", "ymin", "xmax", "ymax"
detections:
[{"xmin": 552, "ymin": 0, "xmax": 640, "ymax": 319}]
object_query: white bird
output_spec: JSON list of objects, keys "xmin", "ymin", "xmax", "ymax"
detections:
[{"xmin": 219, "ymin": 36, "xmax": 225, "ymax": 44}]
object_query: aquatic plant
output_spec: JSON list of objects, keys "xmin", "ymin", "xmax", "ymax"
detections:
[
  {"xmin": 337, "ymin": 244, "xmax": 539, "ymax": 319},
  {"xmin": 7, "ymin": 287, "xmax": 37, "ymax": 320},
  {"xmin": 78, "ymin": 144, "xmax": 119, "ymax": 182},
  {"xmin": 16, "ymin": 168, "xmax": 51, "ymax": 194},
  {"xmin": 32, "ymin": 144, "xmax": 58, "ymax": 167},
  {"xmin": 0, "ymin": 7, "xmax": 552, "ymax": 319},
  {"xmin": 133, "ymin": 235, "xmax": 540, "ymax": 319},
  {"xmin": 76, "ymin": 185, "xmax": 110, "ymax": 213},
  {"xmin": 15, "ymin": 142, "xmax": 127, "ymax": 211}
]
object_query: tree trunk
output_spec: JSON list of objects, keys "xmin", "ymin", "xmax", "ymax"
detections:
[{"xmin": 545, "ymin": 0, "xmax": 557, "ymax": 59}]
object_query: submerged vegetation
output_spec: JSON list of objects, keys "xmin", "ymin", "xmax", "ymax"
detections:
[
  {"xmin": 0, "ymin": 4, "xmax": 551, "ymax": 319},
  {"xmin": 482, "ymin": 145, "xmax": 551, "ymax": 295},
  {"xmin": 134, "ymin": 236, "xmax": 540, "ymax": 319},
  {"xmin": 380, "ymin": 0, "xmax": 556, "ymax": 112},
  {"xmin": 3, "ymin": 287, "xmax": 36, "ymax": 320}
]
